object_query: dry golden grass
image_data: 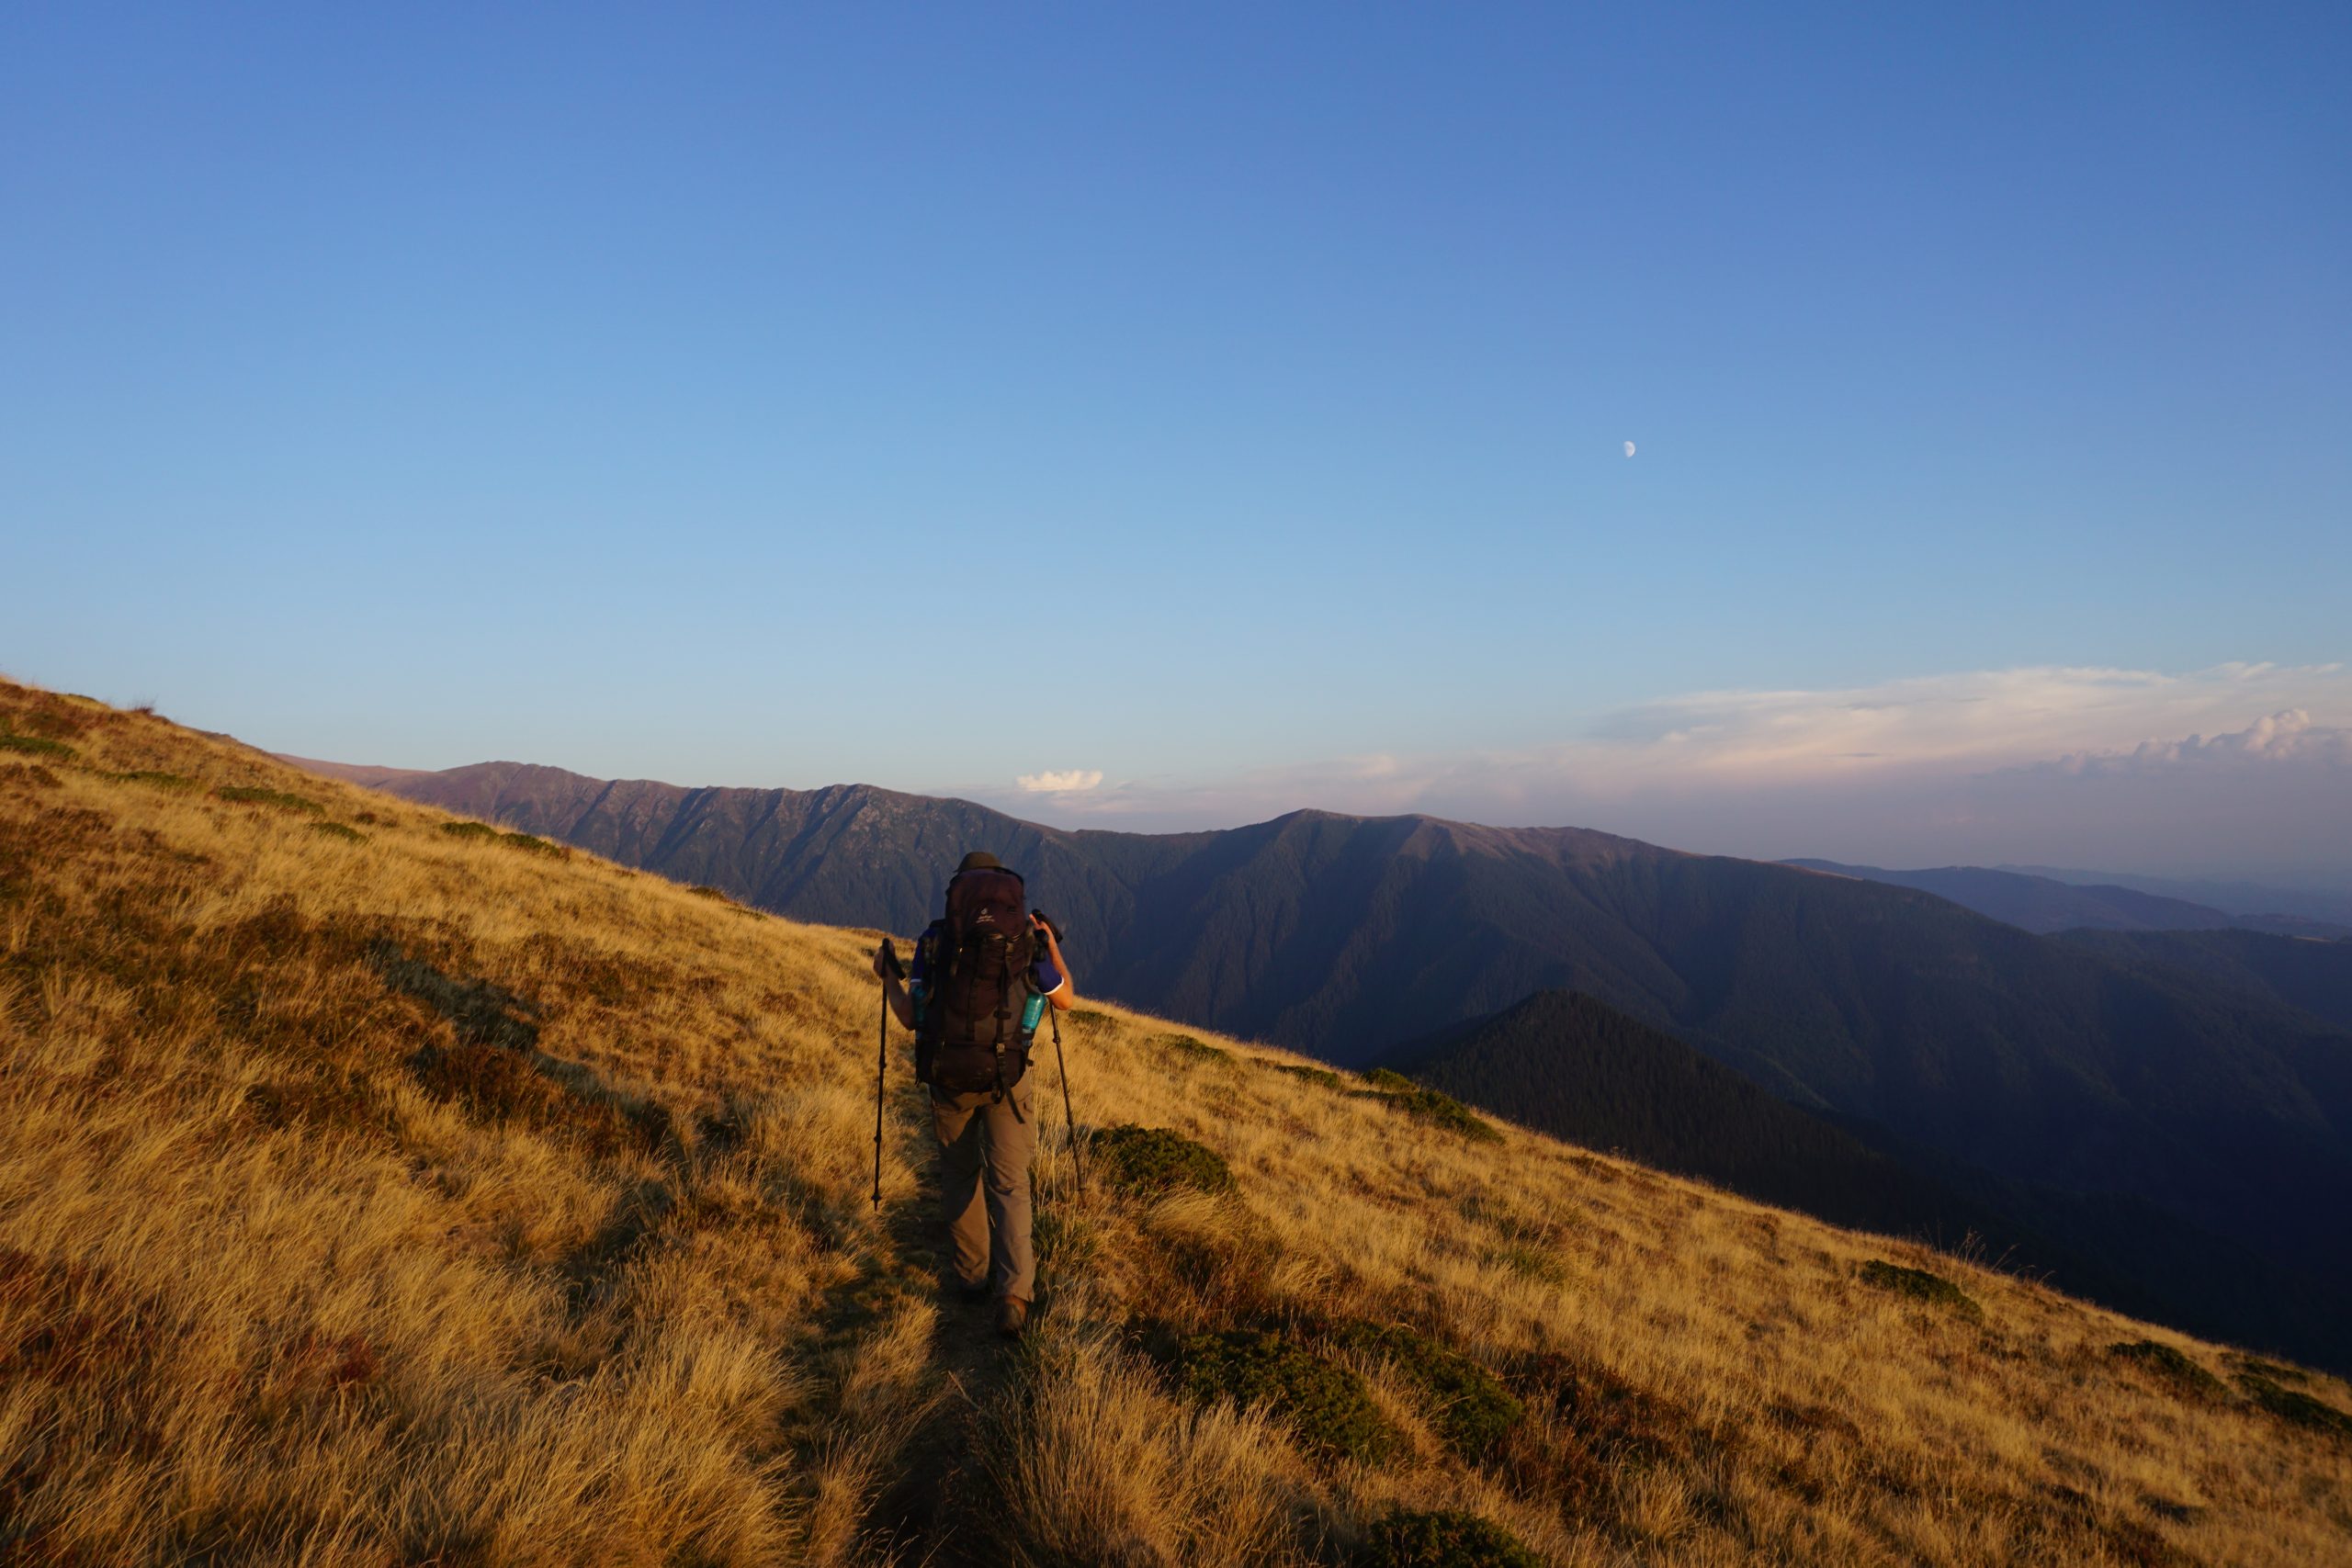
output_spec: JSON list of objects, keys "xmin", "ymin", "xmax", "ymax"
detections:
[{"xmin": 2, "ymin": 678, "xmax": 2348, "ymax": 1566}]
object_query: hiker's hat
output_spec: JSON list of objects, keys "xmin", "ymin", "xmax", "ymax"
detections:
[{"xmin": 956, "ymin": 851, "xmax": 1003, "ymax": 874}]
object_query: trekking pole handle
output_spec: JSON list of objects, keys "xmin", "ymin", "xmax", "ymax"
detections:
[
  {"xmin": 877, "ymin": 937, "xmax": 903, "ymax": 980},
  {"xmin": 1030, "ymin": 911, "xmax": 1065, "ymax": 943}
]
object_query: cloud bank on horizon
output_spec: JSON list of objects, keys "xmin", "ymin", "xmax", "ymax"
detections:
[
  {"xmin": 1016, "ymin": 769, "xmax": 1105, "ymax": 794},
  {"xmin": 979, "ymin": 662, "xmax": 2352, "ymax": 886}
]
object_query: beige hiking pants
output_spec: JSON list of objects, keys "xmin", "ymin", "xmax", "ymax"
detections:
[{"xmin": 930, "ymin": 1074, "xmax": 1037, "ymax": 1303}]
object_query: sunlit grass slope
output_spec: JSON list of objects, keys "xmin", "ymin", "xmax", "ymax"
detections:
[{"xmin": 3, "ymin": 679, "xmax": 2348, "ymax": 1567}]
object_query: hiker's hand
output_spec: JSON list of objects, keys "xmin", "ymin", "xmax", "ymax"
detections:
[{"xmin": 871, "ymin": 943, "xmax": 896, "ymax": 980}]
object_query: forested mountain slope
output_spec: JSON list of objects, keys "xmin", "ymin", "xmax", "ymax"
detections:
[
  {"xmin": 1385, "ymin": 989, "xmax": 2352, "ymax": 1373},
  {"xmin": 18, "ymin": 680, "xmax": 2352, "ymax": 1565},
  {"xmin": 1384, "ymin": 989, "xmax": 2024, "ymax": 1240}
]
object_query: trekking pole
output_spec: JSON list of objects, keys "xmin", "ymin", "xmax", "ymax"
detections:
[
  {"xmin": 1050, "ymin": 1004, "xmax": 1086, "ymax": 1193},
  {"xmin": 873, "ymin": 939, "xmax": 898, "ymax": 1213}
]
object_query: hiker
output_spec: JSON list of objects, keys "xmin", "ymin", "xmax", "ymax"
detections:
[{"xmin": 873, "ymin": 851, "xmax": 1075, "ymax": 1337}]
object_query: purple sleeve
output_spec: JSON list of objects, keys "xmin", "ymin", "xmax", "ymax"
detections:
[{"xmin": 1033, "ymin": 956, "xmax": 1065, "ymax": 995}]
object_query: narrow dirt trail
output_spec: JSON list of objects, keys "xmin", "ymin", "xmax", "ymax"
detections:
[
  {"xmin": 855, "ymin": 1195, "xmax": 1024, "ymax": 1566},
  {"xmin": 833, "ymin": 1068, "xmax": 1078, "ymax": 1568}
]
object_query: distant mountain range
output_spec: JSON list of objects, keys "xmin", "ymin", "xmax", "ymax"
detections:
[
  {"xmin": 2003, "ymin": 863, "xmax": 2352, "ymax": 930},
  {"xmin": 1783, "ymin": 858, "xmax": 2350, "ymax": 939},
  {"xmin": 293, "ymin": 753, "xmax": 2352, "ymax": 1370}
]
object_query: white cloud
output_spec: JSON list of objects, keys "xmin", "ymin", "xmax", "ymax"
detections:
[
  {"xmin": 1577, "ymin": 663, "xmax": 2352, "ymax": 786},
  {"xmin": 975, "ymin": 664, "xmax": 2352, "ymax": 884},
  {"xmin": 2041, "ymin": 708, "xmax": 2352, "ymax": 776},
  {"xmin": 1016, "ymin": 769, "xmax": 1104, "ymax": 794}
]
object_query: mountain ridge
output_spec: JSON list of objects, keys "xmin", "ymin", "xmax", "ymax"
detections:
[{"xmin": 1785, "ymin": 857, "xmax": 2352, "ymax": 939}]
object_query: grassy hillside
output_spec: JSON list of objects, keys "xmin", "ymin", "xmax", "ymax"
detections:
[
  {"xmin": 1385, "ymin": 990, "xmax": 2352, "ymax": 1373},
  {"xmin": 8, "ymin": 681, "xmax": 2352, "ymax": 1567}
]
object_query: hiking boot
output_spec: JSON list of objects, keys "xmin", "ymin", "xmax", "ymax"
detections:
[
  {"xmin": 996, "ymin": 1296, "xmax": 1030, "ymax": 1338},
  {"xmin": 953, "ymin": 1276, "xmax": 992, "ymax": 1304}
]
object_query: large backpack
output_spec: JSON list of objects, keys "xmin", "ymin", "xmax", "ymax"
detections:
[{"xmin": 916, "ymin": 867, "xmax": 1040, "ymax": 1098}]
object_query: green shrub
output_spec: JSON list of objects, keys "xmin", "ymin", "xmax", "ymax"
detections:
[
  {"xmin": 1174, "ymin": 1329, "xmax": 1398, "ymax": 1462},
  {"xmin": 1067, "ymin": 1008, "xmax": 1114, "ymax": 1025},
  {"xmin": 2239, "ymin": 1373, "xmax": 2352, "ymax": 1438},
  {"xmin": 0, "ymin": 731, "xmax": 74, "ymax": 759},
  {"xmin": 105, "ymin": 770, "xmax": 197, "ymax": 791},
  {"xmin": 1353, "ymin": 1067, "xmax": 1501, "ymax": 1140},
  {"xmin": 1266, "ymin": 1061, "xmax": 1342, "ymax": 1089},
  {"xmin": 2232, "ymin": 1355, "xmax": 2311, "ymax": 1385},
  {"xmin": 1092, "ymin": 1124, "xmax": 1233, "ymax": 1198},
  {"xmin": 498, "ymin": 830, "xmax": 567, "ymax": 858},
  {"xmin": 1337, "ymin": 1321, "xmax": 1524, "ymax": 1459},
  {"xmin": 1392, "ymin": 1086, "xmax": 1501, "ymax": 1142},
  {"xmin": 1159, "ymin": 1033, "xmax": 1230, "ymax": 1064},
  {"xmin": 2109, "ymin": 1340, "xmax": 2223, "ymax": 1398},
  {"xmin": 689, "ymin": 885, "xmax": 731, "ymax": 899},
  {"xmin": 1860, "ymin": 1259, "xmax": 1982, "ymax": 1320},
  {"xmin": 309, "ymin": 821, "xmax": 368, "ymax": 844},
  {"xmin": 440, "ymin": 821, "xmax": 497, "ymax": 840},
  {"xmin": 1358, "ymin": 1508, "xmax": 1542, "ymax": 1568},
  {"xmin": 215, "ymin": 785, "xmax": 326, "ymax": 814}
]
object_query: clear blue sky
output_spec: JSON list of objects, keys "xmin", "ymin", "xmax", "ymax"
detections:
[{"xmin": 6, "ymin": 4, "xmax": 2348, "ymax": 860}]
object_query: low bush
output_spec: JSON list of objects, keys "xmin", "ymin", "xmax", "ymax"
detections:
[
  {"xmin": 2232, "ymin": 1355, "xmax": 2311, "ymax": 1385},
  {"xmin": 310, "ymin": 821, "xmax": 368, "ymax": 844},
  {"xmin": 0, "ymin": 730, "xmax": 75, "ymax": 759},
  {"xmin": 1337, "ymin": 1320, "xmax": 1524, "ymax": 1460},
  {"xmin": 1392, "ymin": 1085, "xmax": 1501, "ymax": 1142},
  {"xmin": 440, "ymin": 821, "xmax": 497, "ymax": 840},
  {"xmin": 105, "ymin": 770, "xmax": 198, "ymax": 791},
  {"xmin": 1355, "ymin": 1067, "xmax": 1502, "ymax": 1140},
  {"xmin": 1066, "ymin": 1008, "xmax": 1114, "ymax": 1025},
  {"xmin": 1860, "ymin": 1259, "xmax": 1982, "ymax": 1320},
  {"xmin": 1092, "ymin": 1124, "xmax": 1233, "ymax": 1197},
  {"xmin": 1265, "ymin": 1061, "xmax": 1342, "ymax": 1089},
  {"xmin": 1357, "ymin": 1508, "xmax": 1542, "ymax": 1568},
  {"xmin": 2109, "ymin": 1340, "xmax": 2224, "ymax": 1398},
  {"xmin": 215, "ymin": 785, "xmax": 326, "ymax": 814},
  {"xmin": 1158, "ymin": 1033, "xmax": 1230, "ymax": 1064},
  {"xmin": 2239, "ymin": 1373, "xmax": 2352, "ymax": 1439},
  {"xmin": 1173, "ymin": 1328, "xmax": 1399, "ymax": 1463},
  {"xmin": 498, "ymin": 830, "xmax": 567, "ymax": 858}
]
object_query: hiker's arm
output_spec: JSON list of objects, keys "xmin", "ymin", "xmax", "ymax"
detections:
[
  {"xmin": 872, "ymin": 947, "xmax": 918, "ymax": 1030},
  {"xmin": 1036, "ymin": 920, "xmax": 1077, "ymax": 1010}
]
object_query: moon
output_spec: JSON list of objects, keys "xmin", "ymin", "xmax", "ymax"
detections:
[{"xmin": 1623, "ymin": 440, "xmax": 1636, "ymax": 457}]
